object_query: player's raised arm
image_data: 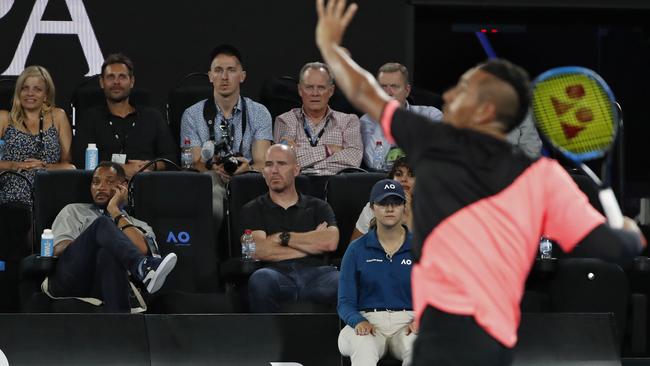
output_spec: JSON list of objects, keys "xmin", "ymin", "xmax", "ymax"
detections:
[{"xmin": 315, "ymin": 0, "xmax": 391, "ymax": 122}]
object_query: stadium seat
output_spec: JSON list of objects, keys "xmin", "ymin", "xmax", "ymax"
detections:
[
  {"xmin": 70, "ymin": 75, "xmax": 151, "ymax": 132},
  {"xmin": 258, "ymin": 75, "xmax": 361, "ymax": 125},
  {"xmin": 325, "ymin": 172, "xmax": 385, "ymax": 262},
  {"xmin": 549, "ymin": 258, "xmax": 631, "ymax": 349},
  {"xmin": 130, "ymin": 171, "xmax": 236, "ymax": 313},
  {"xmin": 408, "ymin": 86, "xmax": 443, "ymax": 111},
  {"xmin": 258, "ymin": 76, "xmax": 302, "ymax": 121},
  {"xmin": 0, "ymin": 78, "xmax": 15, "ymax": 111},
  {"xmin": 570, "ymin": 173, "xmax": 605, "ymax": 214},
  {"xmin": 19, "ymin": 170, "xmax": 98, "ymax": 312},
  {"xmin": 166, "ymin": 72, "xmax": 212, "ymax": 144}
]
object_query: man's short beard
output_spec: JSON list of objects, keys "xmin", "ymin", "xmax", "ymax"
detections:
[{"xmin": 107, "ymin": 94, "xmax": 129, "ymax": 103}]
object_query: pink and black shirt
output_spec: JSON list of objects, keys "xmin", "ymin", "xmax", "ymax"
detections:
[{"xmin": 381, "ymin": 100, "xmax": 606, "ymax": 348}]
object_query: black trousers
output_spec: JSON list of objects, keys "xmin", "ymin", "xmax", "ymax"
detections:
[
  {"xmin": 412, "ymin": 306, "xmax": 513, "ymax": 366},
  {"xmin": 49, "ymin": 216, "xmax": 145, "ymax": 312}
]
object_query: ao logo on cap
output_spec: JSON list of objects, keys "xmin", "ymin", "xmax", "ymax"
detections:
[{"xmin": 384, "ymin": 183, "xmax": 396, "ymax": 189}]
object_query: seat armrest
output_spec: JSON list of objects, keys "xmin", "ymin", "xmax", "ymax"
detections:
[
  {"xmin": 20, "ymin": 254, "xmax": 57, "ymax": 280},
  {"xmin": 632, "ymin": 256, "xmax": 650, "ymax": 272},
  {"xmin": 219, "ymin": 258, "xmax": 262, "ymax": 282}
]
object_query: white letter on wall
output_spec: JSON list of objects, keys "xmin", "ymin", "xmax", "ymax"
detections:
[{"xmin": 2, "ymin": 0, "xmax": 103, "ymax": 76}]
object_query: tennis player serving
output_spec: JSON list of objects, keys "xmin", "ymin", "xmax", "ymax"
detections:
[{"xmin": 315, "ymin": 0, "xmax": 646, "ymax": 365}]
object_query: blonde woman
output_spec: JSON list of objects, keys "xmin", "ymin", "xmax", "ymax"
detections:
[{"xmin": 0, "ymin": 66, "xmax": 73, "ymax": 259}]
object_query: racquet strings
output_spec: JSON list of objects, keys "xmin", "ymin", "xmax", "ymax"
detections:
[{"xmin": 532, "ymin": 73, "xmax": 615, "ymax": 156}]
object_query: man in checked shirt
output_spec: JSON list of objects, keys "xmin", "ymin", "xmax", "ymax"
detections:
[{"xmin": 273, "ymin": 62, "xmax": 362, "ymax": 176}]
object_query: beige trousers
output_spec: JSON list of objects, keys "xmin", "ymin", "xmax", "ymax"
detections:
[{"xmin": 338, "ymin": 310, "xmax": 416, "ymax": 366}]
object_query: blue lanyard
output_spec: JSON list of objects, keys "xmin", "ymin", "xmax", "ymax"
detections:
[{"xmin": 302, "ymin": 113, "xmax": 330, "ymax": 147}]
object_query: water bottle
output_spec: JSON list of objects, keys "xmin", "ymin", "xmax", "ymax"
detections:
[
  {"xmin": 41, "ymin": 229, "xmax": 54, "ymax": 257},
  {"xmin": 0, "ymin": 139, "xmax": 5, "ymax": 160},
  {"xmin": 539, "ymin": 237, "xmax": 553, "ymax": 259},
  {"xmin": 373, "ymin": 141, "xmax": 385, "ymax": 171},
  {"xmin": 181, "ymin": 138, "xmax": 193, "ymax": 169},
  {"xmin": 85, "ymin": 143, "xmax": 98, "ymax": 170},
  {"xmin": 241, "ymin": 229, "xmax": 256, "ymax": 261}
]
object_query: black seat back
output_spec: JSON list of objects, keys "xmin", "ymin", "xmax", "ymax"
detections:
[
  {"xmin": 570, "ymin": 173, "xmax": 604, "ymax": 214},
  {"xmin": 550, "ymin": 258, "xmax": 628, "ymax": 347},
  {"xmin": 408, "ymin": 86, "xmax": 443, "ymax": 110},
  {"xmin": 70, "ymin": 76, "xmax": 151, "ymax": 132},
  {"xmin": 0, "ymin": 78, "xmax": 16, "ymax": 111},
  {"xmin": 130, "ymin": 171, "xmax": 218, "ymax": 292},
  {"xmin": 32, "ymin": 170, "xmax": 94, "ymax": 253},
  {"xmin": 167, "ymin": 73, "xmax": 212, "ymax": 145},
  {"xmin": 259, "ymin": 76, "xmax": 361, "ymax": 124},
  {"xmin": 325, "ymin": 172, "xmax": 385, "ymax": 260},
  {"xmin": 259, "ymin": 76, "xmax": 301, "ymax": 122}
]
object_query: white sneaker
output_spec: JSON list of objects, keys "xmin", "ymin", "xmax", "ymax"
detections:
[{"xmin": 138, "ymin": 253, "xmax": 177, "ymax": 294}]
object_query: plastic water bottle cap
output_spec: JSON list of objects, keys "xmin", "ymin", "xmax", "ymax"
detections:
[
  {"xmin": 88, "ymin": 143, "xmax": 97, "ymax": 149},
  {"xmin": 244, "ymin": 229, "xmax": 252, "ymax": 235},
  {"xmin": 376, "ymin": 141, "xmax": 382, "ymax": 146},
  {"xmin": 43, "ymin": 229, "xmax": 52, "ymax": 234}
]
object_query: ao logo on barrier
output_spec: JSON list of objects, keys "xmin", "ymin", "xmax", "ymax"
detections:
[
  {"xmin": 167, "ymin": 231, "xmax": 190, "ymax": 246},
  {"xmin": 0, "ymin": 0, "xmax": 103, "ymax": 76}
]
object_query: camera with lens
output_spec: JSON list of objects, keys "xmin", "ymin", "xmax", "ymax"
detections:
[
  {"xmin": 211, "ymin": 123, "xmax": 242, "ymax": 175},
  {"xmin": 212, "ymin": 141, "xmax": 241, "ymax": 175}
]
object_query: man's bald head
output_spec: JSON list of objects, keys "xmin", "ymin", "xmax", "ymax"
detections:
[
  {"xmin": 263, "ymin": 144, "xmax": 300, "ymax": 194},
  {"xmin": 266, "ymin": 144, "xmax": 298, "ymax": 165}
]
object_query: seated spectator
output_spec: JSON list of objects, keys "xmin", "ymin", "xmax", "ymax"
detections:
[
  {"xmin": 351, "ymin": 157, "xmax": 414, "ymax": 241},
  {"xmin": 180, "ymin": 44, "xmax": 273, "ymax": 232},
  {"xmin": 72, "ymin": 53, "xmax": 177, "ymax": 178},
  {"xmin": 44, "ymin": 161, "xmax": 177, "ymax": 312},
  {"xmin": 274, "ymin": 62, "xmax": 362, "ymax": 176},
  {"xmin": 360, "ymin": 63, "xmax": 442, "ymax": 171},
  {"xmin": 338, "ymin": 179, "xmax": 415, "ymax": 366},
  {"xmin": 242, "ymin": 144, "xmax": 339, "ymax": 312},
  {"xmin": 0, "ymin": 65, "xmax": 74, "ymax": 260}
]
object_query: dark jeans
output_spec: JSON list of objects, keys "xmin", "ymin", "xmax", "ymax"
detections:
[
  {"xmin": 247, "ymin": 261, "xmax": 339, "ymax": 313},
  {"xmin": 412, "ymin": 306, "xmax": 513, "ymax": 366},
  {"xmin": 48, "ymin": 216, "xmax": 145, "ymax": 313}
]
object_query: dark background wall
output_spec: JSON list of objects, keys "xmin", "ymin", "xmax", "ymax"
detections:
[
  {"xmin": 0, "ymin": 0, "xmax": 411, "ymax": 110},
  {"xmin": 1, "ymin": 0, "xmax": 649, "ymax": 199}
]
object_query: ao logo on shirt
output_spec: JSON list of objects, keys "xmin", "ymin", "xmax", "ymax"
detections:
[{"xmin": 401, "ymin": 259, "xmax": 412, "ymax": 265}]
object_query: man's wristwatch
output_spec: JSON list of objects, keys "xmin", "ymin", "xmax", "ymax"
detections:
[{"xmin": 279, "ymin": 231, "xmax": 290, "ymax": 247}]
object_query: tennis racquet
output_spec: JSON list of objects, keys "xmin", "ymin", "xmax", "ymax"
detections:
[{"xmin": 531, "ymin": 66, "xmax": 623, "ymax": 229}]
